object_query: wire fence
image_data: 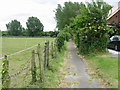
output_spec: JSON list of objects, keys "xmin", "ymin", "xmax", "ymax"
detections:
[
  {"xmin": 1, "ymin": 39, "xmax": 58, "ymax": 88},
  {"xmin": 0, "ymin": 43, "xmax": 40, "ymax": 60}
]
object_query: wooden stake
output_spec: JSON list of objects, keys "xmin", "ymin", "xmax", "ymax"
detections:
[
  {"xmin": 44, "ymin": 41, "xmax": 47, "ymax": 70},
  {"xmin": 31, "ymin": 50, "xmax": 37, "ymax": 83},
  {"xmin": 37, "ymin": 44, "xmax": 42, "ymax": 82},
  {"xmin": 46, "ymin": 41, "xmax": 49, "ymax": 68}
]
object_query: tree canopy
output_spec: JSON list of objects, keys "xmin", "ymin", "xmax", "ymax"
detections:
[
  {"xmin": 55, "ymin": 1, "xmax": 84, "ymax": 30},
  {"xmin": 55, "ymin": 0, "xmax": 112, "ymax": 54},
  {"xmin": 6, "ymin": 20, "xmax": 23, "ymax": 36},
  {"xmin": 26, "ymin": 16, "xmax": 44, "ymax": 37}
]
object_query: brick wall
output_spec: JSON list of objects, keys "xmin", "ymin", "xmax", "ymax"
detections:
[
  {"xmin": 107, "ymin": 10, "xmax": 120, "ymax": 24},
  {"xmin": 107, "ymin": 1, "xmax": 120, "ymax": 25}
]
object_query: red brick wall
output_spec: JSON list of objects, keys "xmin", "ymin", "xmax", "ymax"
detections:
[
  {"xmin": 107, "ymin": 10, "xmax": 120, "ymax": 24},
  {"xmin": 118, "ymin": 10, "xmax": 120, "ymax": 23}
]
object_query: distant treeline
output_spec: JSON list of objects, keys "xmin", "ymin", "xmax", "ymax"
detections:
[
  {"xmin": 2, "ymin": 30, "xmax": 58, "ymax": 37},
  {"xmin": 1, "ymin": 16, "xmax": 58, "ymax": 37}
]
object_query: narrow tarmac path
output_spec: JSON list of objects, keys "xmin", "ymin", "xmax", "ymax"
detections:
[{"xmin": 64, "ymin": 40, "xmax": 100, "ymax": 88}]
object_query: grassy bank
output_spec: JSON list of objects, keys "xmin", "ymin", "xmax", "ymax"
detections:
[{"xmin": 84, "ymin": 51, "xmax": 118, "ymax": 88}]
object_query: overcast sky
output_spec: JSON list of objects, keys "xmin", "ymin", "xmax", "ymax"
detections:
[{"xmin": 0, "ymin": 0, "xmax": 119, "ymax": 31}]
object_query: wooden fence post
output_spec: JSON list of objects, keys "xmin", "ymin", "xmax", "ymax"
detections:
[
  {"xmin": 37, "ymin": 44, "xmax": 43, "ymax": 82},
  {"xmin": 31, "ymin": 50, "xmax": 37, "ymax": 83},
  {"xmin": 54, "ymin": 40, "xmax": 57, "ymax": 58},
  {"xmin": 46, "ymin": 41, "xmax": 49, "ymax": 68},
  {"xmin": 51, "ymin": 42, "xmax": 54, "ymax": 59},
  {"xmin": 44, "ymin": 41, "xmax": 47, "ymax": 70},
  {"xmin": 2, "ymin": 55, "xmax": 10, "ymax": 88}
]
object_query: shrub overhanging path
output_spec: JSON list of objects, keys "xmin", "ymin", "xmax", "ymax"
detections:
[{"xmin": 65, "ymin": 40, "xmax": 100, "ymax": 88}]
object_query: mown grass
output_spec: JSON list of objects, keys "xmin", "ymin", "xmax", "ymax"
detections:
[
  {"xmin": 2, "ymin": 37, "xmax": 54, "ymax": 56},
  {"xmin": 84, "ymin": 51, "xmax": 118, "ymax": 88}
]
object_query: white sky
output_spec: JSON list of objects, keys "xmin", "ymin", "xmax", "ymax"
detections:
[{"xmin": 0, "ymin": 0, "xmax": 119, "ymax": 31}]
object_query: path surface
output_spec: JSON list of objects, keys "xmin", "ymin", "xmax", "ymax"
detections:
[{"xmin": 63, "ymin": 40, "xmax": 100, "ymax": 88}]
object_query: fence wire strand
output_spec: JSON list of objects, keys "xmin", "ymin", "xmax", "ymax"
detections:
[
  {"xmin": 1, "ymin": 56, "xmax": 31, "ymax": 81},
  {"xmin": 2, "ymin": 40, "xmax": 57, "ymax": 88}
]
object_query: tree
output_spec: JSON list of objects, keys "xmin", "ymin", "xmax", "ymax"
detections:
[
  {"xmin": 26, "ymin": 16, "xmax": 44, "ymax": 37},
  {"xmin": 55, "ymin": 1, "xmax": 84, "ymax": 30},
  {"xmin": 69, "ymin": 0, "xmax": 112, "ymax": 54},
  {"xmin": 6, "ymin": 20, "xmax": 23, "ymax": 36}
]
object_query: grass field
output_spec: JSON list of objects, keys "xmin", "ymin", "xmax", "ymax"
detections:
[
  {"xmin": 1, "ymin": 37, "xmax": 55, "ymax": 88},
  {"xmin": 85, "ymin": 52, "xmax": 118, "ymax": 88},
  {"xmin": 2, "ymin": 37, "xmax": 54, "ymax": 56}
]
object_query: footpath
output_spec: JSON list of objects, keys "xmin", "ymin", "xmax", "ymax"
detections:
[{"xmin": 60, "ymin": 40, "xmax": 100, "ymax": 88}]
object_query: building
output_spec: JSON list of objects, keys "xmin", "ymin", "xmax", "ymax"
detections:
[{"xmin": 107, "ymin": 1, "xmax": 120, "ymax": 28}]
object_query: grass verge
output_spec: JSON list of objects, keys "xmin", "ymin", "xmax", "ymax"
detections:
[
  {"xmin": 27, "ymin": 42, "xmax": 67, "ymax": 88},
  {"xmin": 83, "ymin": 51, "xmax": 118, "ymax": 88}
]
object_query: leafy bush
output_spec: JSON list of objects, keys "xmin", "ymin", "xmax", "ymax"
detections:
[
  {"xmin": 69, "ymin": 0, "xmax": 111, "ymax": 55},
  {"xmin": 78, "ymin": 35, "xmax": 108, "ymax": 54},
  {"xmin": 56, "ymin": 31, "xmax": 71, "ymax": 52}
]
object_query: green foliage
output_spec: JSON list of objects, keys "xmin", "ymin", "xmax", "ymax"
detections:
[
  {"xmin": 26, "ymin": 16, "xmax": 44, "ymax": 37},
  {"xmin": 69, "ymin": 0, "xmax": 112, "ymax": 54},
  {"xmin": 6, "ymin": 20, "xmax": 23, "ymax": 36},
  {"xmin": 42, "ymin": 31, "xmax": 59, "ymax": 37},
  {"xmin": 4, "ymin": 17, "xmax": 57, "ymax": 37},
  {"xmin": 56, "ymin": 31, "xmax": 71, "ymax": 52},
  {"xmin": 2, "ymin": 56, "xmax": 10, "ymax": 88},
  {"xmin": 55, "ymin": 1, "xmax": 84, "ymax": 30},
  {"xmin": 56, "ymin": 32, "xmax": 65, "ymax": 52},
  {"xmin": 2, "ymin": 31, "xmax": 8, "ymax": 36},
  {"xmin": 21, "ymin": 28, "xmax": 28, "ymax": 36},
  {"xmin": 108, "ymin": 21, "xmax": 120, "ymax": 36}
]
